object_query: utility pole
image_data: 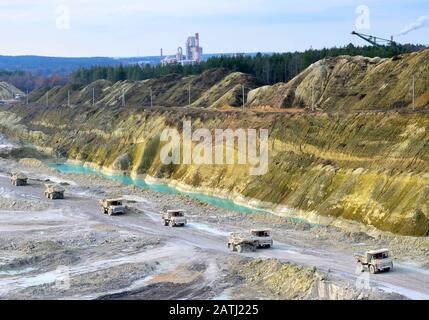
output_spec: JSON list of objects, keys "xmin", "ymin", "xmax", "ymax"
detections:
[
  {"xmin": 242, "ymin": 85, "xmax": 245, "ymax": 109},
  {"xmin": 150, "ymin": 88, "xmax": 153, "ymax": 108},
  {"xmin": 311, "ymin": 84, "xmax": 314, "ymax": 112},
  {"xmin": 188, "ymin": 85, "xmax": 191, "ymax": 107},
  {"xmin": 412, "ymin": 75, "xmax": 416, "ymax": 111}
]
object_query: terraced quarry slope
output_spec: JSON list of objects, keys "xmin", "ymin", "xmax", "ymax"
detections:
[
  {"xmin": 1, "ymin": 51, "xmax": 429, "ymax": 236},
  {"xmin": 28, "ymin": 68, "xmax": 258, "ymax": 109},
  {"xmin": 1, "ymin": 104, "xmax": 429, "ymax": 236},
  {"xmin": 247, "ymin": 50, "xmax": 429, "ymax": 111}
]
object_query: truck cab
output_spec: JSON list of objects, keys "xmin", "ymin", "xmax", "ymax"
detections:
[
  {"xmin": 250, "ymin": 229, "xmax": 273, "ymax": 248},
  {"xmin": 354, "ymin": 248, "xmax": 393, "ymax": 274},
  {"xmin": 100, "ymin": 198, "xmax": 126, "ymax": 216},
  {"xmin": 11, "ymin": 173, "xmax": 28, "ymax": 186},
  {"xmin": 162, "ymin": 209, "xmax": 187, "ymax": 227}
]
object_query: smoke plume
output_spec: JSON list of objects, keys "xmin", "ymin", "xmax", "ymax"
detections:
[{"xmin": 397, "ymin": 16, "xmax": 429, "ymax": 36}]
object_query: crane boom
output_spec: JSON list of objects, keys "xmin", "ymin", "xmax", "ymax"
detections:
[{"xmin": 351, "ymin": 31, "xmax": 396, "ymax": 47}]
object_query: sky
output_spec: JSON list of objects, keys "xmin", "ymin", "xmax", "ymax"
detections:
[{"xmin": 0, "ymin": 0, "xmax": 428, "ymax": 57}]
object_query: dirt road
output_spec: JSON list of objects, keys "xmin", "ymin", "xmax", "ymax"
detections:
[{"xmin": 0, "ymin": 163, "xmax": 428, "ymax": 300}]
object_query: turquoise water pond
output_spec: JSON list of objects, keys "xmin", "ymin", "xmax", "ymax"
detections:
[{"xmin": 50, "ymin": 163, "xmax": 262, "ymax": 215}]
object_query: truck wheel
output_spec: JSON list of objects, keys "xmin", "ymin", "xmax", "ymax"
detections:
[
  {"xmin": 369, "ymin": 265, "xmax": 377, "ymax": 274},
  {"xmin": 237, "ymin": 245, "xmax": 243, "ymax": 253},
  {"xmin": 163, "ymin": 220, "xmax": 168, "ymax": 226},
  {"xmin": 108, "ymin": 210, "xmax": 114, "ymax": 216},
  {"xmin": 169, "ymin": 221, "xmax": 175, "ymax": 227}
]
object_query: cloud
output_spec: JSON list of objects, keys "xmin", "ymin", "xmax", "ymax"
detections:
[{"xmin": 397, "ymin": 16, "xmax": 429, "ymax": 36}]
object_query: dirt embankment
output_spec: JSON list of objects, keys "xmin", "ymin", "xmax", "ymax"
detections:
[
  {"xmin": 1, "ymin": 51, "xmax": 429, "ymax": 236},
  {"xmin": 247, "ymin": 50, "xmax": 429, "ymax": 111},
  {"xmin": 1, "ymin": 103, "xmax": 429, "ymax": 236},
  {"xmin": 27, "ymin": 68, "xmax": 258, "ymax": 109}
]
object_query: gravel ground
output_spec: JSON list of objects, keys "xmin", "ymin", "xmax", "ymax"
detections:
[{"xmin": 0, "ymin": 141, "xmax": 428, "ymax": 300}]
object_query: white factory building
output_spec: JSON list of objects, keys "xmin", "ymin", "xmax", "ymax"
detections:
[{"xmin": 161, "ymin": 33, "xmax": 203, "ymax": 66}]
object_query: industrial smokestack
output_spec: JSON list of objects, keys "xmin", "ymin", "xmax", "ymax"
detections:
[{"xmin": 195, "ymin": 33, "xmax": 200, "ymax": 47}]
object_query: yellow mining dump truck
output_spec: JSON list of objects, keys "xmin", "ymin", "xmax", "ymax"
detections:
[
  {"xmin": 44, "ymin": 184, "xmax": 65, "ymax": 200},
  {"xmin": 11, "ymin": 173, "xmax": 28, "ymax": 186},
  {"xmin": 162, "ymin": 209, "xmax": 187, "ymax": 227},
  {"xmin": 354, "ymin": 248, "xmax": 393, "ymax": 274},
  {"xmin": 100, "ymin": 198, "xmax": 126, "ymax": 216},
  {"xmin": 227, "ymin": 232, "xmax": 258, "ymax": 253}
]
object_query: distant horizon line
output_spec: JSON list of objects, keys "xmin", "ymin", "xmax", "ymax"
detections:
[
  {"xmin": 1, "ymin": 46, "xmax": 426, "ymax": 60},
  {"xmin": 0, "ymin": 42, "xmax": 426, "ymax": 61},
  {"xmin": 0, "ymin": 52, "xmax": 268, "ymax": 60}
]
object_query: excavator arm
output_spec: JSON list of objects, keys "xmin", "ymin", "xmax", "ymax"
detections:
[{"xmin": 351, "ymin": 31, "xmax": 396, "ymax": 47}]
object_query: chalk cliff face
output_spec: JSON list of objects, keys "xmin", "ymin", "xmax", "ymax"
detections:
[
  {"xmin": 1, "ymin": 51, "xmax": 429, "ymax": 236},
  {"xmin": 247, "ymin": 50, "xmax": 429, "ymax": 111},
  {"xmin": 1, "ymin": 104, "xmax": 429, "ymax": 236}
]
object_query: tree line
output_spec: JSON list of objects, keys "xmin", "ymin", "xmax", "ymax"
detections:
[
  {"xmin": 0, "ymin": 70, "xmax": 68, "ymax": 92},
  {"xmin": 71, "ymin": 43, "xmax": 424, "ymax": 86}
]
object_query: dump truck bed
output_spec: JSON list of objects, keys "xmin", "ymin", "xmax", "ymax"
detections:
[
  {"xmin": 228, "ymin": 233, "xmax": 258, "ymax": 245},
  {"xmin": 45, "ymin": 184, "xmax": 65, "ymax": 193}
]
